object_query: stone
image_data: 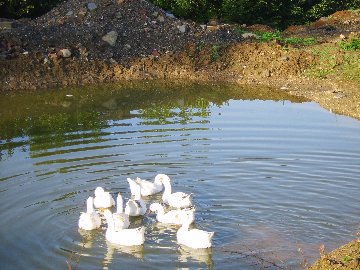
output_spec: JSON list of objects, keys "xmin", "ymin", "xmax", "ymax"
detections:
[
  {"xmin": 87, "ymin": 2, "xmax": 97, "ymax": 11},
  {"xmin": 152, "ymin": 49, "xmax": 161, "ymax": 57},
  {"xmin": 102, "ymin": 31, "xmax": 118, "ymax": 46},
  {"xmin": 115, "ymin": 12, "xmax": 122, "ymax": 19},
  {"xmin": 208, "ymin": 18, "xmax": 219, "ymax": 26},
  {"xmin": 157, "ymin": 15, "xmax": 165, "ymax": 23},
  {"xmin": 66, "ymin": 11, "xmax": 74, "ymax": 16},
  {"xmin": 0, "ymin": 21, "xmax": 13, "ymax": 30},
  {"xmin": 178, "ymin": 25, "xmax": 187, "ymax": 33},
  {"xmin": 78, "ymin": 8, "xmax": 87, "ymax": 16},
  {"xmin": 58, "ymin": 48, "xmax": 72, "ymax": 58},
  {"xmin": 166, "ymin": 12, "xmax": 176, "ymax": 19},
  {"xmin": 241, "ymin": 32, "xmax": 258, "ymax": 39}
]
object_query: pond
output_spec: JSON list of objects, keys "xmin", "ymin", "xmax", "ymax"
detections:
[{"xmin": 0, "ymin": 82, "xmax": 359, "ymax": 270}]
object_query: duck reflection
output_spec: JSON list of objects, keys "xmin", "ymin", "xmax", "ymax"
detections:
[
  {"xmin": 178, "ymin": 245, "xmax": 213, "ymax": 270},
  {"xmin": 77, "ymin": 228, "xmax": 96, "ymax": 249},
  {"xmin": 103, "ymin": 240, "xmax": 144, "ymax": 270}
]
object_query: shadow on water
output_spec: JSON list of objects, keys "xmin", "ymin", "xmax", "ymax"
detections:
[{"xmin": 0, "ymin": 80, "xmax": 306, "ymax": 160}]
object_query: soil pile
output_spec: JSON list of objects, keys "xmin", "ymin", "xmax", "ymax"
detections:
[{"xmin": 0, "ymin": 0, "xmax": 241, "ymax": 62}]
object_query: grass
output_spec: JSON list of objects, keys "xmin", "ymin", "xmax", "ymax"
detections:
[
  {"xmin": 304, "ymin": 44, "xmax": 360, "ymax": 82},
  {"xmin": 255, "ymin": 30, "xmax": 316, "ymax": 46},
  {"xmin": 210, "ymin": 45, "xmax": 221, "ymax": 61},
  {"xmin": 339, "ymin": 38, "xmax": 360, "ymax": 51}
]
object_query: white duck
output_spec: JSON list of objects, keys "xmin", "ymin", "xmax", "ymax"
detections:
[
  {"xmin": 177, "ymin": 222, "xmax": 214, "ymax": 249},
  {"xmin": 127, "ymin": 175, "xmax": 163, "ymax": 196},
  {"xmin": 149, "ymin": 203, "xmax": 195, "ymax": 225},
  {"xmin": 104, "ymin": 209, "xmax": 145, "ymax": 246},
  {"xmin": 113, "ymin": 193, "xmax": 130, "ymax": 230},
  {"xmin": 161, "ymin": 175, "xmax": 193, "ymax": 208},
  {"xmin": 78, "ymin": 196, "xmax": 101, "ymax": 230},
  {"xmin": 125, "ymin": 179, "xmax": 147, "ymax": 216},
  {"xmin": 94, "ymin": 187, "xmax": 115, "ymax": 209}
]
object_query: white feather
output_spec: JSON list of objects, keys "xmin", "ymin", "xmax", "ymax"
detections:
[
  {"xmin": 149, "ymin": 203, "xmax": 195, "ymax": 225},
  {"xmin": 93, "ymin": 187, "xmax": 115, "ymax": 209},
  {"xmin": 104, "ymin": 210, "xmax": 145, "ymax": 246},
  {"xmin": 177, "ymin": 222, "xmax": 214, "ymax": 249},
  {"xmin": 78, "ymin": 196, "xmax": 101, "ymax": 230}
]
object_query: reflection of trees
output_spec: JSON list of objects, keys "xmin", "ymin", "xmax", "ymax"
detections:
[
  {"xmin": 0, "ymin": 81, "xmax": 306, "ymax": 160},
  {"xmin": 138, "ymin": 97, "xmax": 211, "ymax": 125}
]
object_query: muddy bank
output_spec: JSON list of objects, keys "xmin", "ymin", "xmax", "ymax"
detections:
[
  {"xmin": 309, "ymin": 237, "xmax": 360, "ymax": 270},
  {"xmin": 1, "ymin": 1, "xmax": 359, "ymax": 122},
  {"xmin": 2, "ymin": 40, "xmax": 359, "ymax": 120},
  {"xmin": 1, "ymin": 1, "xmax": 360, "ymax": 120}
]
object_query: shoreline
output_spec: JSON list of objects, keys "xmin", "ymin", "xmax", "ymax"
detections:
[{"xmin": 1, "ymin": 41, "xmax": 360, "ymax": 121}]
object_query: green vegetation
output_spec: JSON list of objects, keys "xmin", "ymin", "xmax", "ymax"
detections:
[
  {"xmin": 0, "ymin": 0, "xmax": 64, "ymax": 18},
  {"xmin": 304, "ymin": 44, "xmax": 360, "ymax": 83},
  {"xmin": 1, "ymin": 0, "xmax": 360, "ymax": 29},
  {"xmin": 339, "ymin": 38, "xmax": 360, "ymax": 51},
  {"xmin": 148, "ymin": 0, "xmax": 360, "ymax": 28},
  {"xmin": 210, "ymin": 45, "xmax": 221, "ymax": 61},
  {"xmin": 250, "ymin": 30, "xmax": 316, "ymax": 46}
]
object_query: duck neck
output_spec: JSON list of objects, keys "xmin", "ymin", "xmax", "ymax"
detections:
[
  {"xmin": 154, "ymin": 175, "xmax": 163, "ymax": 186},
  {"xmin": 132, "ymin": 184, "xmax": 141, "ymax": 200},
  {"xmin": 105, "ymin": 214, "xmax": 115, "ymax": 232},
  {"xmin": 116, "ymin": 195, "xmax": 123, "ymax": 214},
  {"xmin": 87, "ymin": 197, "xmax": 95, "ymax": 213},
  {"xmin": 180, "ymin": 222, "xmax": 190, "ymax": 232},
  {"xmin": 162, "ymin": 180, "xmax": 172, "ymax": 197},
  {"xmin": 155, "ymin": 205, "xmax": 165, "ymax": 219}
]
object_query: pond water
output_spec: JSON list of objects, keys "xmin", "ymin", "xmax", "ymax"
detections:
[{"xmin": 0, "ymin": 82, "xmax": 359, "ymax": 270}]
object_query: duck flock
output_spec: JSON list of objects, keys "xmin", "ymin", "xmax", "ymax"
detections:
[{"xmin": 78, "ymin": 174, "xmax": 214, "ymax": 249}]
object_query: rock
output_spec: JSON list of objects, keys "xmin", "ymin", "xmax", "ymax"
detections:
[
  {"xmin": 58, "ymin": 49, "xmax": 72, "ymax": 58},
  {"xmin": 87, "ymin": 2, "xmax": 97, "ymax": 11},
  {"xmin": 166, "ymin": 12, "xmax": 176, "ymax": 19},
  {"xmin": 78, "ymin": 8, "xmax": 87, "ymax": 16},
  {"xmin": 279, "ymin": 56, "xmax": 289, "ymax": 61},
  {"xmin": 208, "ymin": 18, "xmax": 219, "ymax": 26},
  {"xmin": 157, "ymin": 15, "xmax": 165, "ymax": 23},
  {"xmin": 117, "ymin": 0, "xmax": 125, "ymax": 4},
  {"xmin": 152, "ymin": 49, "xmax": 161, "ymax": 57},
  {"xmin": 115, "ymin": 12, "xmax": 122, "ymax": 19},
  {"xmin": 66, "ymin": 11, "xmax": 74, "ymax": 16},
  {"xmin": 178, "ymin": 25, "xmax": 187, "ymax": 33},
  {"xmin": 241, "ymin": 32, "xmax": 258, "ymax": 39},
  {"xmin": 102, "ymin": 31, "xmax": 118, "ymax": 46},
  {"xmin": 0, "ymin": 21, "xmax": 13, "ymax": 30}
]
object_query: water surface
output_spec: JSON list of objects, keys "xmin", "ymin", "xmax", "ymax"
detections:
[{"xmin": 0, "ymin": 82, "xmax": 359, "ymax": 270}]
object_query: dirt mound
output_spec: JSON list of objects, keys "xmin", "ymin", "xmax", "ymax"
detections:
[
  {"xmin": 0, "ymin": 0, "xmax": 242, "ymax": 62},
  {"xmin": 283, "ymin": 9, "xmax": 360, "ymax": 42}
]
